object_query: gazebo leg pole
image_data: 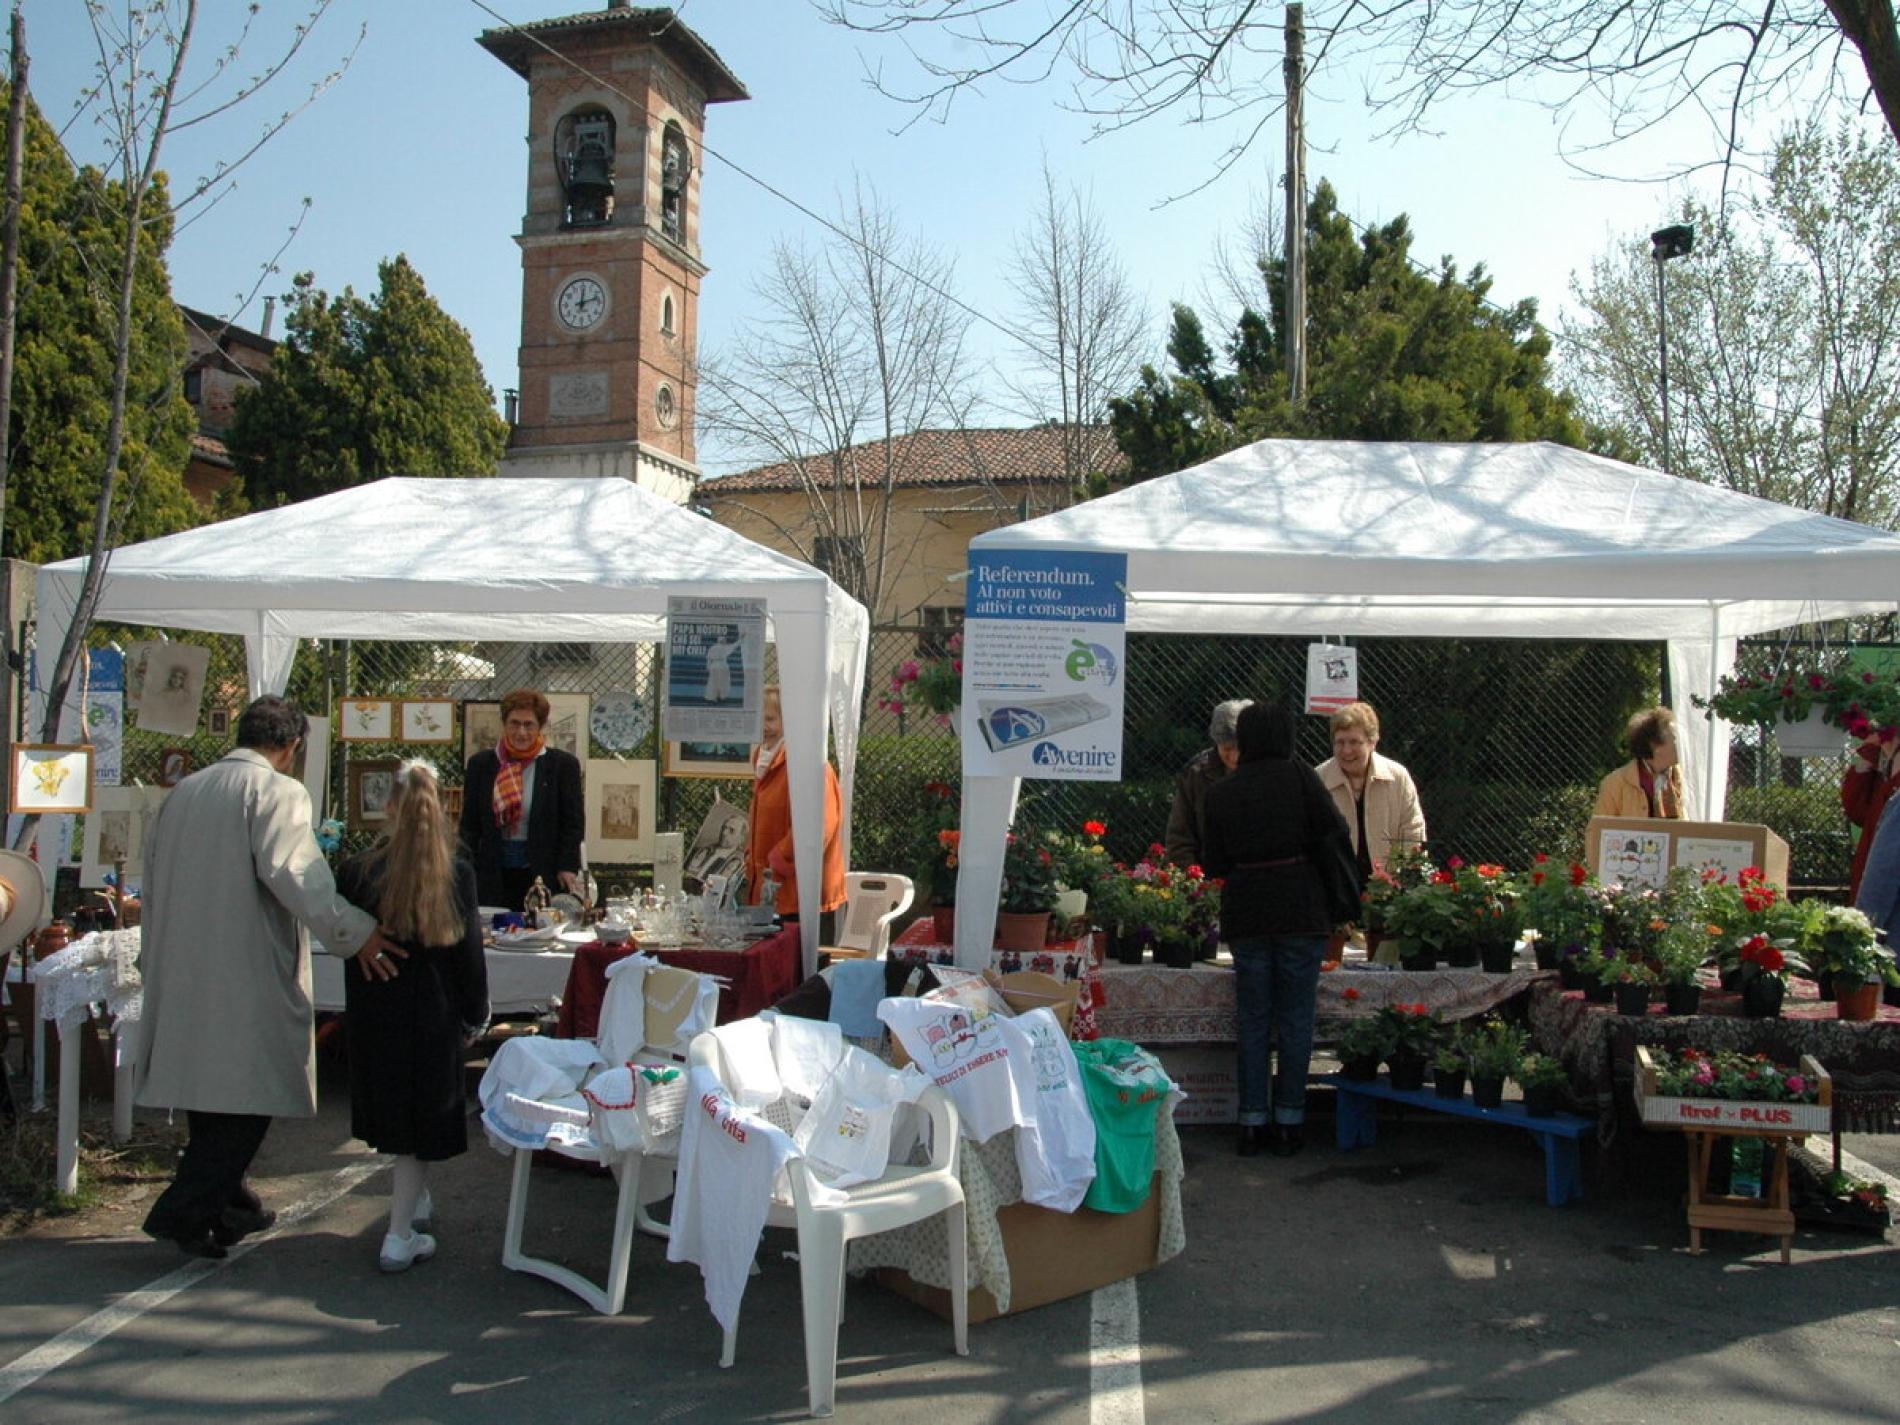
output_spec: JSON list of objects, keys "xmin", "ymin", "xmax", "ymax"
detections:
[{"xmin": 56, "ymin": 1021, "xmax": 79, "ymax": 1197}]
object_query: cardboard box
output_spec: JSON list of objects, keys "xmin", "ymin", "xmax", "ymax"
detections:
[
  {"xmin": 1585, "ymin": 816, "xmax": 1790, "ymax": 890},
  {"xmin": 876, "ymin": 1172, "xmax": 1164, "ymax": 1323},
  {"xmin": 1154, "ymin": 1044, "xmax": 1237, "ymax": 1125},
  {"xmin": 1634, "ymin": 1046, "xmax": 1832, "ymax": 1135}
]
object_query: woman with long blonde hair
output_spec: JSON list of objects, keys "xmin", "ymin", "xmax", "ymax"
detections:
[{"xmin": 337, "ymin": 760, "xmax": 488, "ymax": 1272}]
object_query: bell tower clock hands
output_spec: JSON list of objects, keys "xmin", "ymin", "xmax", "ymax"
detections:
[{"xmin": 557, "ymin": 275, "xmax": 607, "ymax": 332}]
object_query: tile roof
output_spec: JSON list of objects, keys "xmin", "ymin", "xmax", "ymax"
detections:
[
  {"xmin": 478, "ymin": 6, "xmax": 747, "ymax": 101},
  {"xmin": 701, "ymin": 425, "xmax": 1126, "ymax": 496}
]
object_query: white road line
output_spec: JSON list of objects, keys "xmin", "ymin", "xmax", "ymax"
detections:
[
  {"xmin": 0, "ymin": 1158, "xmax": 386, "ymax": 1406},
  {"xmin": 1090, "ymin": 1276, "xmax": 1145, "ymax": 1425}
]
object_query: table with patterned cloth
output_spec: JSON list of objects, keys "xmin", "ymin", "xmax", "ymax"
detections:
[
  {"xmin": 889, "ymin": 920, "xmax": 1104, "ymax": 1040},
  {"xmin": 1527, "ymin": 976, "xmax": 1900, "ymax": 1139},
  {"xmin": 845, "ymin": 1111, "xmax": 1185, "ymax": 1315},
  {"xmin": 553, "ymin": 927, "xmax": 802, "ymax": 1038},
  {"xmin": 1094, "ymin": 961, "xmax": 1553, "ymax": 1045}
]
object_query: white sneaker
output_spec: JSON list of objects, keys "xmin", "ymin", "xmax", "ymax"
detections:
[
  {"xmin": 379, "ymin": 1230, "xmax": 436, "ymax": 1274},
  {"xmin": 411, "ymin": 1189, "xmax": 433, "ymax": 1233}
]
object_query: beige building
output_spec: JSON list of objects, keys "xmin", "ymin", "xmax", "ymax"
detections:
[{"xmin": 700, "ymin": 425, "xmax": 1125, "ymax": 626}]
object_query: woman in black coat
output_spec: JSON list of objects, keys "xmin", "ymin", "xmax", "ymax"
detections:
[
  {"xmin": 339, "ymin": 760, "xmax": 489, "ymax": 1272},
  {"xmin": 1202, "ymin": 702, "xmax": 1357, "ymax": 1159},
  {"xmin": 459, "ymin": 688, "xmax": 585, "ymax": 909}
]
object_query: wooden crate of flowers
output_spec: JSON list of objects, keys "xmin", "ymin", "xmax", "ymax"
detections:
[{"xmin": 1634, "ymin": 1045, "xmax": 1831, "ymax": 1135}]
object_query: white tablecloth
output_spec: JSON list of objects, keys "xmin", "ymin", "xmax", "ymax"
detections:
[{"xmin": 310, "ymin": 945, "xmax": 574, "ymax": 1014}]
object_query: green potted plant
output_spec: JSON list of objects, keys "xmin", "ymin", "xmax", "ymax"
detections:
[
  {"xmin": 998, "ymin": 830, "xmax": 1060, "ymax": 952},
  {"xmin": 1375, "ymin": 1002, "xmax": 1441, "ymax": 1091},
  {"xmin": 1653, "ymin": 921, "xmax": 1713, "ymax": 1016},
  {"xmin": 1051, "ymin": 819, "xmax": 1112, "ymax": 928},
  {"xmin": 1573, "ymin": 943, "xmax": 1619, "ymax": 1004},
  {"xmin": 1607, "ymin": 959, "xmax": 1657, "ymax": 1017},
  {"xmin": 1523, "ymin": 856, "xmax": 1599, "ymax": 973},
  {"xmin": 1382, "ymin": 864, "xmax": 1467, "ymax": 971},
  {"xmin": 1801, "ymin": 904, "xmax": 1900, "ymax": 1020},
  {"xmin": 1432, "ymin": 1028, "xmax": 1469, "ymax": 1099},
  {"xmin": 1361, "ymin": 844, "xmax": 1434, "ymax": 959},
  {"xmin": 1444, "ymin": 861, "xmax": 1526, "ymax": 972},
  {"xmin": 1464, "ymin": 1019, "xmax": 1527, "ymax": 1110},
  {"xmin": 1089, "ymin": 861, "xmax": 1142, "ymax": 963},
  {"xmin": 913, "ymin": 779, "xmax": 961, "ymax": 943},
  {"xmin": 1513, "ymin": 1053, "xmax": 1568, "ymax": 1117},
  {"xmin": 1336, "ymin": 1017, "xmax": 1393, "ymax": 1082}
]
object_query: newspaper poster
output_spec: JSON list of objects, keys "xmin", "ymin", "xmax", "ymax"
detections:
[
  {"xmin": 1305, "ymin": 642, "xmax": 1358, "ymax": 715},
  {"xmin": 961, "ymin": 549, "xmax": 1127, "ymax": 781},
  {"xmin": 662, "ymin": 596, "xmax": 764, "ymax": 744}
]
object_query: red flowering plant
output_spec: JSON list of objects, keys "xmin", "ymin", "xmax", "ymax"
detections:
[
  {"xmin": 1522, "ymin": 854, "xmax": 1600, "ymax": 961},
  {"xmin": 912, "ymin": 779, "xmax": 962, "ymax": 905},
  {"xmin": 1050, "ymin": 818, "xmax": 1114, "ymax": 896},
  {"xmin": 1360, "ymin": 843, "xmax": 1434, "ymax": 935},
  {"xmin": 1696, "ymin": 656, "xmax": 1900, "ymax": 741},
  {"xmin": 883, "ymin": 634, "xmax": 964, "ymax": 722},
  {"xmin": 1653, "ymin": 1048, "xmax": 1819, "ymax": 1104},
  {"xmin": 1374, "ymin": 1002, "xmax": 1444, "ymax": 1058},
  {"xmin": 1444, "ymin": 860, "xmax": 1527, "ymax": 957},
  {"xmin": 1000, "ymin": 828, "xmax": 1062, "ymax": 914},
  {"xmin": 1381, "ymin": 858, "xmax": 1471, "ymax": 961},
  {"xmin": 1115, "ymin": 844, "xmax": 1220, "ymax": 948}
]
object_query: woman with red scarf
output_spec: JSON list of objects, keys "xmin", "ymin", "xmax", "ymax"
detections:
[
  {"xmin": 1842, "ymin": 734, "xmax": 1900, "ymax": 899},
  {"xmin": 459, "ymin": 689, "xmax": 585, "ymax": 910}
]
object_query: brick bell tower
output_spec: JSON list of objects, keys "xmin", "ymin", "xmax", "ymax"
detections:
[{"xmin": 479, "ymin": 4, "xmax": 746, "ymax": 500}]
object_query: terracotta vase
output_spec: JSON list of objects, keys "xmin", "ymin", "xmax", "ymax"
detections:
[
  {"xmin": 995, "ymin": 910, "xmax": 1051, "ymax": 953},
  {"xmin": 1836, "ymin": 980, "xmax": 1882, "ymax": 1022}
]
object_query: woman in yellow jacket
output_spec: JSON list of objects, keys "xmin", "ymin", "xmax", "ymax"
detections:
[{"xmin": 1595, "ymin": 707, "xmax": 1689, "ymax": 819}]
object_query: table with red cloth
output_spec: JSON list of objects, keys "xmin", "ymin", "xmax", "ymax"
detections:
[
  {"xmin": 888, "ymin": 920, "xmax": 1103, "ymax": 1040},
  {"xmin": 554, "ymin": 926, "xmax": 802, "ymax": 1040},
  {"xmin": 1528, "ymin": 974, "xmax": 1900, "ymax": 1139}
]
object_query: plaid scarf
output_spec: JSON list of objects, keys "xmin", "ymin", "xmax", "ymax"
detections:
[{"xmin": 493, "ymin": 735, "xmax": 545, "ymax": 831}]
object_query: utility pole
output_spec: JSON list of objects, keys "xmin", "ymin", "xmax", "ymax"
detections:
[
  {"xmin": 1283, "ymin": 4, "xmax": 1307, "ymax": 405},
  {"xmin": 0, "ymin": 6, "xmax": 28, "ymax": 818}
]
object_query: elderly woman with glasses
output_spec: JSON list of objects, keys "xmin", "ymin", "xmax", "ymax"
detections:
[{"xmin": 459, "ymin": 689, "xmax": 585, "ymax": 910}]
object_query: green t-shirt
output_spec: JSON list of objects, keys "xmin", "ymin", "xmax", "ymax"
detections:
[{"xmin": 1073, "ymin": 1038, "xmax": 1175, "ymax": 1213}]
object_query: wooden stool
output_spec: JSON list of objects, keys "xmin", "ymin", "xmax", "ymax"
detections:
[{"xmin": 1682, "ymin": 1127, "xmax": 1804, "ymax": 1265}]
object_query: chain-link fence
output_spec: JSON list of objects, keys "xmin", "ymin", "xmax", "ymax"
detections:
[{"xmin": 25, "ymin": 622, "xmax": 1872, "ymax": 911}]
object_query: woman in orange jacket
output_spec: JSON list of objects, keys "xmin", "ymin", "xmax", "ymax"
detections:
[{"xmin": 748, "ymin": 686, "xmax": 847, "ymax": 940}]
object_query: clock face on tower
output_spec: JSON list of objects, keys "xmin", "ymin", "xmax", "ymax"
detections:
[{"xmin": 556, "ymin": 275, "xmax": 608, "ymax": 331}]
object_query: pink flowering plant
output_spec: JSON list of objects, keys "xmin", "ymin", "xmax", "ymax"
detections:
[
  {"xmin": 1653, "ymin": 1048, "xmax": 1819, "ymax": 1103},
  {"xmin": 1696, "ymin": 656, "xmax": 1900, "ymax": 740},
  {"xmin": 883, "ymin": 634, "xmax": 963, "ymax": 719}
]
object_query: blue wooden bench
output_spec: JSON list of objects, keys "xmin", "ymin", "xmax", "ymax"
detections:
[{"xmin": 1323, "ymin": 1073, "xmax": 1592, "ymax": 1206}]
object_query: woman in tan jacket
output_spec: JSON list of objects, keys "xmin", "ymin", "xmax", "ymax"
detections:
[{"xmin": 1594, "ymin": 707, "xmax": 1689, "ymax": 820}]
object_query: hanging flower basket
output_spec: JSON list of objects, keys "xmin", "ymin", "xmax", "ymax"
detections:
[{"xmin": 1774, "ymin": 705, "xmax": 1847, "ymax": 759}]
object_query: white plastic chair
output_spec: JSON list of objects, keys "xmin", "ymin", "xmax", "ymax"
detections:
[
  {"xmin": 499, "ymin": 970, "xmax": 686, "ymax": 1316},
  {"xmin": 688, "ymin": 1027, "xmax": 968, "ymax": 1419},
  {"xmin": 824, "ymin": 873, "xmax": 915, "ymax": 959}
]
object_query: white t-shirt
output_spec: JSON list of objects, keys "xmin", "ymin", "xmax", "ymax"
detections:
[
  {"xmin": 878, "ymin": 995, "xmax": 1036, "ymax": 1144},
  {"xmin": 1003, "ymin": 1008, "xmax": 1098, "ymax": 1213},
  {"xmin": 792, "ymin": 1045, "xmax": 929, "ymax": 1190}
]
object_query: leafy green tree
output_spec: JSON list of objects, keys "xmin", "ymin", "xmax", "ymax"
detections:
[
  {"xmin": 0, "ymin": 94, "xmax": 196, "ymax": 563},
  {"xmin": 227, "ymin": 255, "xmax": 507, "ymax": 506},
  {"xmin": 1109, "ymin": 182, "xmax": 1584, "ymax": 480}
]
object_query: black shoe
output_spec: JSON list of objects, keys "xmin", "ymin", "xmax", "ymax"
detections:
[
  {"xmin": 1268, "ymin": 1124, "xmax": 1306, "ymax": 1158},
  {"xmin": 220, "ymin": 1204, "xmax": 277, "ymax": 1242},
  {"xmin": 169, "ymin": 1228, "xmax": 228, "ymax": 1260},
  {"xmin": 1237, "ymin": 1125, "xmax": 1267, "ymax": 1157}
]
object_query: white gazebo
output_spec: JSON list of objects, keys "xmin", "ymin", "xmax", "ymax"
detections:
[
  {"xmin": 35, "ymin": 477, "xmax": 870, "ymax": 970},
  {"xmin": 952, "ymin": 439, "xmax": 1900, "ymax": 966}
]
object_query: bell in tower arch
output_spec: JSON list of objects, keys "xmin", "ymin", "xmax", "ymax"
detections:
[{"xmin": 556, "ymin": 109, "xmax": 615, "ymax": 227}]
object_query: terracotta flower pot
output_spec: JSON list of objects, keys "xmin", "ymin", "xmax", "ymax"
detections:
[
  {"xmin": 1836, "ymin": 980, "xmax": 1883, "ymax": 1022},
  {"xmin": 996, "ymin": 910, "xmax": 1052, "ymax": 953}
]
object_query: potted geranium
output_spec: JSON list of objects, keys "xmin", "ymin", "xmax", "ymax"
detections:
[
  {"xmin": 914, "ymin": 779, "xmax": 961, "ymax": 942},
  {"xmin": 1800, "ymin": 904, "xmax": 1900, "ymax": 1020},
  {"xmin": 1089, "ymin": 862, "xmax": 1143, "ymax": 964},
  {"xmin": 883, "ymin": 634, "xmax": 964, "ymax": 727},
  {"xmin": 1336, "ymin": 1017, "xmax": 1391, "ymax": 1082},
  {"xmin": 1522, "ymin": 856, "xmax": 1599, "ymax": 973},
  {"xmin": 1383, "ymin": 864, "xmax": 1467, "ymax": 971},
  {"xmin": 998, "ymin": 831, "xmax": 1060, "ymax": 951},
  {"xmin": 1443, "ymin": 860, "xmax": 1524, "ymax": 971},
  {"xmin": 1052, "ymin": 819, "xmax": 1112, "ymax": 928},
  {"xmin": 1696, "ymin": 656, "xmax": 1900, "ymax": 756},
  {"xmin": 1513, "ymin": 1053, "xmax": 1568, "ymax": 1117},
  {"xmin": 1730, "ymin": 933, "xmax": 1792, "ymax": 1018},
  {"xmin": 1463, "ymin": 1019, "xmax": 1527, "ymax": 1110},
  {"xmin": 1361, "ymin": 845, "xmax": 1434, "ymax": 959},
  {"xmin": 1432, "ymin": 1028, "xmax": 1469, "ymax": 1099},
  {"xmin": 1376, "ymin": 1003, "xmax": 1440, "ymax": 1090}
]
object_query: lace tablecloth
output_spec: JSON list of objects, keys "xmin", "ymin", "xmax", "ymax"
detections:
[
  {"xmin": 845, "ymin": 1110, "xmax": 1185, "ymax": 1314},
  {"xmin": 1095, "ymin": 961, "xmax": 1551, "ymax": 1044},
  {"xmin": 1527, "ymin": 976, "xmax": 1900, "ymax": 1137},
  {"xmin": 30, "ymin": 930, "xmax": 143, "ymax": 1030}
]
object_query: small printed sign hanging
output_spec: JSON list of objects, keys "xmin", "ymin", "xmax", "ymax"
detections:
[{"xmin": 1304, "ymin": 643, "xmax": 1358, "ymax": 715}]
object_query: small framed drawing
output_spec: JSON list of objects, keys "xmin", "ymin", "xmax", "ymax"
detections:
[
  {"xmin": 157, "ymin": 748, "xmax": 193, "ymax": 788},
  {"xmin": 664, "ymin": 738, "xmax": 755, "ymax": 779},
  {"xmin": 442, "ymin": 786, "xmax": 464, "ymax": 821},
  {"xmin": 339, "ymin": 698, "xmax": 395, "ymax": 742},
  {"xmin": 80, "ymin": 785, "xmax": 168, "ymax": 888},
  {"xmin": 586, "ymin": 758, "xmax": 656, "ymax": 862},
  {"xmin": 347, "ymin": 758, "xmax": 401, "ymax": 834},
  {"xmin": 543, "ymin": 692, "xmax": 591, "ymax": 761},
  {"xmin": 400, "ymin": 699, "xmax": 456, "ymax": 744},
  {"xmin": 9, "ymin": 744, "xmax": 94, "ymax": 814},
  {"xmin": 462, "ymin": 701, "xmax": 502, "ymax": 765},
  {"xmin": 208, "ymin": 706, "xmax": 232, "ymax": 737}
]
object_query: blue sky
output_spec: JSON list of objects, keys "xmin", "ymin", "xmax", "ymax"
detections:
[{"xmin": 28, "ymin": 1, "xmax": 1841, "ymax": 473}]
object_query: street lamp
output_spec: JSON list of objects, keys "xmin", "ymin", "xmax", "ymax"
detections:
[{"xmin": 1651, "ymin": 223, "xmax": 1695, "ymax": 474}]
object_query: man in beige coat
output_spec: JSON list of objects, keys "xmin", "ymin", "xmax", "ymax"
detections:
[{"xmin": 137, "ymin": 696, "xmax": 398, "ymax": 1258}]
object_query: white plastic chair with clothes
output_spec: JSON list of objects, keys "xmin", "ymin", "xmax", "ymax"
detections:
[
  {"xmin": 484, "ymin": 958, "xmax": 714, "ymax": 1315},
  {"xmin": 674, "ymin": 1018, "xmax": 969, "ymax": 1419}
]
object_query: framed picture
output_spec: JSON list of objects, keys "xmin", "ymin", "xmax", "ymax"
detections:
[
  {"xmin": 208, "ymin": 706, "xmax": 232, "ymax": 737},
  {"xmin": 664, "ymin": 738, "xmax": 755, "ymax": 779},
  {"xmin": 80, "ymin": 785, "xmax": 167, "ymax": 888},
  {"xmin": 586, "ymin": 757, "xmax": 656, "ymax": 862},
  {"xmin": 462, "ymin": 700, "xmax": 502, "ymax": 766},
  {"xmin": 399, "ymin": 699, "xmax": 456, "ymax": 744},
  {"xmin": 339, "ymin": 698, "xmax": 395, "ymax": 742},
  {"xmin": 133, "ymin": 643, "xmax": 210, "ymax": 738},
  {"xmin": 9, "ymin": 744, "xmax": 94, "ymax": 814},
  {"xmin": 157, "ymin": 748, "xmax": 193, "ymax": 789},
  {"xmin": 442, "ymin": 786, "xmax": 464, "ymax": 820},
  {"xmin": 347, "ymin": 758, "xmax": 401, "ymax": 834},
  {"xmin": 684, "ymin": 796, "xmax": 749, "ymax": 894},
  {"xmin": 544, "ymin": 692, "xmax": 591, "ymax": 760}
]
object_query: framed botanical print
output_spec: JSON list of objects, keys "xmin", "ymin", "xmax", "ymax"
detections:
[
  {"xmin": 9, "ymin": 744, "xmax": 94, "ymax": 814},
  {"xmin": 339, "ymin": 698, "xmax": 395, "ymax": 742},
  {"xmin": 664, "ymin": 738, "xmax": 755, "ymax": 779},
  {"xmin": 399, "ymin": 699, "xmax": 456, "ymax": 744},
  {"xmin": 347, "ymin": 758, "xmax": 401, "ymax": 834}
]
